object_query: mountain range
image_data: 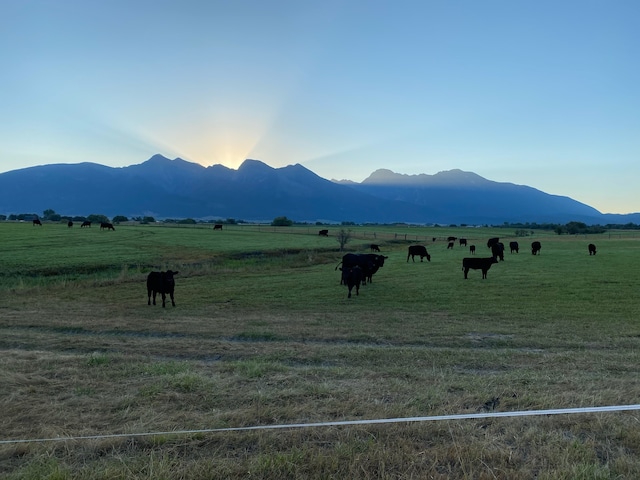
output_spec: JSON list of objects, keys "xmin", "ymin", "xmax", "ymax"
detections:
[{"xmin": 0, "ymin": 154, "xmax": 636, "ymax": 225}]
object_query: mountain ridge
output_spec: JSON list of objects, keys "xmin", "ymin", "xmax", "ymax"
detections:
[{"xmin": 0, "ymin": 155, "xmax": 637, "ymax": 225}]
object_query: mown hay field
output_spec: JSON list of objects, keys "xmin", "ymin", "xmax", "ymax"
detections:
[{"xmin": 1, "ymin": 222, "xmax": 640, "ymax": 479}]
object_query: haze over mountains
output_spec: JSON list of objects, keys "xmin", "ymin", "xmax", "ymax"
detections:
[{"xmin": 0, "ymin": 154, "xmax": 636, "ymax": 225}]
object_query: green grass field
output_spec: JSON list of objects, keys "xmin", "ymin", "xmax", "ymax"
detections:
[{"xmin": 1, "ymin": 221, "xmax": 640, "ymax": 479}]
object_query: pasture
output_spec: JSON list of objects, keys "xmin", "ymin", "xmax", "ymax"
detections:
[{"xmin": 1, "ymin": 222, "xmax": 640, "ymax": 479}]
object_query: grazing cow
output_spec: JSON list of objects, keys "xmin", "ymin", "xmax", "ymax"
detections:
[
  {"xmin": 370, "ymin": 244, "xmax": 380, "ymax": 252},
  {"xmin": 447, "ymin": 242, "xmax": 454, "ymax": 249},
  {"xmin": 492, "ymin": 242, "xmax": 505, "ymax": 261},
  {"xmin": 487, "ymin": 237, "xmax": 499, "ymax": 249},
  {"xmin": 147, "ymin": 270, "xmax": 179, "ymax": 307},
  {"xmin": 531, "ymin": 241, "xmax": 542, "ymax": 255},
  {"xmin": 32, "ymin": 219, "xmax": 42, "ymax": 226},
  {"xmin": 407, "ymin": 245, "xmax": 431, "ymax": 262},
  {"xmin": 340, "ymin": 265, "xmax": 363, "ymax": 298},
  {"xmin": 67, "ymin": 221, "xmax": 73, "ymax": 228},
  {"xmin": 213, "ymin": 224, "xmax": 223, "ymax": 230},
  {"xmin": 447, "ymin": 236, "xmax": 457, "ymax": 242},
  {"xmin": 462, "ymin": 257, "xmax": 499, "ymax": 279},
  {"xmin": 459, "ymin": 238, "xmax": 467, "ymax": 247},
  {"xmin": 318, "ymin": 229, "xmax": 329, "ymax": 236},
  {"xmin": 100, "ymin": 222, "xmax": 115, "ymax": 231},
  {"xmin": 469, "ymin": 245, "xmax": 476, "ymax": 254},
  {"xmin": 588, "ymin": 243, "xmax": 597, "ymax": 255},
  {"xmin": 81, "ymin": 221, "xmax": 91, "ymax": 228},
  {"xmin": 509, "ymin": 241, "xmax": 519, "ymax": 253},
  {"xmin": 336, "ymin": 253, "xmax": 387, "ymax": 285}
]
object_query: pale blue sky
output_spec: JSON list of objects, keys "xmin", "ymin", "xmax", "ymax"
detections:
[{"xmin": 1, "ymin": 1, "xmax": 638, "ymax": 213}]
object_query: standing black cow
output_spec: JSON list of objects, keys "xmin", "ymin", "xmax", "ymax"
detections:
[
  {"xmin": 81, "ymin": 221, "xmax": 91, "ymax": 228},
  {"xmin": 147, "ymin": 270, "xmax": 179, "ymax": 307},
  {"xmin": 469, "ymin": 245, "xmax": 476, "ymax": 254},
  {"xmin": 335, "ymin": 253, "xmax": 387, "ymax": 285},
  {"xmin": 32, "ymin": 219, "xmax": 42, "ymax": 226},
  {"xmin": 447, "ymin": 242, "xmax": 454, "ymax": 249},
  {"xmin": 509, "ymin": 241, "xmax": 519, "ymax": 253},
  {"xmin": 318, "ymin": 229, "xmax": 329, "ymax": 236},
  {"xmin": 531, "ymin": 241, "xmax": 542, "ymax": 255},
  {"xmin": 491, "ymin": 242, "xmax": 505, "ymax": 261},
  {"xmin": 340, "ymin": 265, "xmax": 363, "ymax": 298},
  {"xmin": 407, "ymin": 245, "xmax": 431, "ymax": 262},
  {"xmin": 588, "ymin": 243, "xmax": 597, "ymax": 255},
  {"xmin": 462, "ymin": 257, "xmax": 499, "ymax": 279},
  {"xmin": 67, "ymin": 221, "xmax": 73, "ymax": 228},
  {"xmin": 459, "ymin": 238, "xmax": 467, "ymax": 247},
  {"xmin": 100, "ymin": 222, "xmax": 115, "ymax": 231},
  {"xmin": 370, "ymin": 244, "xmax": 381, "ymax": 252},
  {"xmin": 487, "ymin": 237, "xmax": 499, "ymax": 249}
]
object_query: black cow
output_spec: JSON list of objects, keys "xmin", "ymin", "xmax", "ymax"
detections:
[
  {"xmin": 81, "ymin": 221, "xmax": 91, "ymax": 228},
  {"xmin": 491, "ymin": 242, "xmax": 505, "ymax": 261},
  {"xmin": 510, "ymin": 241, "xmax": 519, "ymax": 253},
  {"xmin": 147, "ymin": 270, "xmax": 179, "ymax": 307},
  {"xmin": 318, "ymin": 229, "xmax": 328, "ymax": 236},
  {"xmin": 340, "ymin": 265, "xmax": 363, "ymax": 298},
  {"xmin": 588, "ymin": 243, "xmax": 597, "ymax": 255},
  {"xmin": 459, "ymin": 238, "xmax": 467, "ymax": 247},
  {"xmin": 407, "ymin": 245, "xmax": 431, "ymax": 262},
  {"xmin": 447, "ymin": 242, "xmax": 454, "ymax": 249},
  {"xmin": 336, "ymin": 253, "xmax": 387, "ymax": 285},
  {"xmin": 531, "ymin": 241, "xmax": 542, "ymax": 255},
  {"xmin": 213, "ymin": 224, "xmax": 223, "ymax": 230},
  {"xmin": 469, "ymin": 245, "xmax": 476, "ymax": 254},
  {"xmin": 67, "ymin": 221, "xmax": 73, "ymax": 228},
  {"xmin": 487, "ymin": 237, "xmax": 499, "ymax": 249},
  {"xmin": 100, "ymin": 222, "xmax": 115, "ymax": 230},
  {"xmin": 462, "ymin": 257, "xmax": 499, "ymax": 279},
  {"xmin": 370, "ymin": 244, "xmax": 380, "ymax": 252},
  {"xmin": 32, "ymin": 219, "xmax": 42, "ymax": 226}
]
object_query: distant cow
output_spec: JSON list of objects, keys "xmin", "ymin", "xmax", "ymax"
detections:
[
  {"xmin": 469, "ymin": 245, "xmax": 476, "ymax": 254},
  {"xmin": 492, "ymin": 242, "xmax": 505, "ymax": 261},
  {"xmin": 370, "ymin": 244, "xmax": 380, "ymax": 252},
  {"xmin": 336, "ymin": 253, "xmax": 387, "ymax": 285},
  {"xmin": 509, "ymin": 241, "xmax": 519, "ymax": 253},
  {"xmin": 407, "ymin": 245, "xmax": 431, "ymax": 262},
  {"xmin": 462, "ymin": 257, "xmax": 499, "ymax": 279},
  {"xmin": 447, "ymin": 236, "xmax": 457, "ymax": 242},
  {"xmin": 588, "ymin": 243, "xmax": 597, "ymax": 255},
  {"xmin": 459, "ymin": 238, "xmax": 467, "ymax": 247},
  {"xmin": 213, "ymin": 224, "xmax": 223, "ymax": 230},
  {"xmin": 147, "ymin": 270, "xmax": 179, "ymax": 307},
  {"xmin": 340, "ymin": 265, "xmax": 363, "ymax": 298},
  {"xmin": 32, "ymin": 219, "xmax": 42, "ymax": 226},
  {"xmin": 531, "ymin": 241, "xmax": 542, "ymax": 255},
  {"xmin": 447, "ymin": 242, "xmax": 454, "ymax": 249},
  {"xmin": 100, "ymin": 222, "xmax": 115, "ymax": 231},
  {"xmin": 487, "ymin": 237, "xmax": 499, "ymax": 249},
  {"xmin": 81, "ymin": 221, "xmax": 91, "ymax": 228},
  {"xmin": 318, "ymin": 229, "xmax": 328, "ymax": 236},
  {"xmin": 67, "ymin": 221, "xmax": 73, "ymax": 228}
]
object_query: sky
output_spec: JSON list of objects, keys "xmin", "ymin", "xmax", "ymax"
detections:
[{"xmin": 1, "ymin": 1, "xmax": 638, "ymax": 214}]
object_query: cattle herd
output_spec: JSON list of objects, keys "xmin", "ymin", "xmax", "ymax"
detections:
[
  {"xmin": 25, "ymin": 221, "xmax": 600, "ymax": 303},
  {"xmin": 337, "ymin": 236, "xmax": 599, "ymax": 298}
]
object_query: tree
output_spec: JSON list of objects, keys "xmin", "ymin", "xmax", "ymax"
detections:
[
  {"xmin": 336, "ymin": 228, "xmax": 352, "ymax": 251},
  {"xmin": 113, "ymin": 215, "xmax": 128, "ymax": 223},
  {"xmin": 271, "ymin": 216, "xmax": 293, "ymax": 226}
]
